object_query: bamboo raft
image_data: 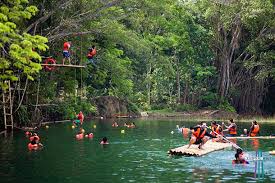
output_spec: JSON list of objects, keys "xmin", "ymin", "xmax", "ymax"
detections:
[
  {"xmin": 227, "ymin": 136, "xmax": 275, "ymax": 140},
  {"xmin": 169, "ymin": 141, "xmax": 232, "ymax": 156}
]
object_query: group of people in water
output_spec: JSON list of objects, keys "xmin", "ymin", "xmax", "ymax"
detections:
[
  {"xmin": 111, "ymin": 122, "xmax": 136, "ymax": 128},
  {"xmin": 62, "ymin": 41, "xmax": 97, "ymax": 66},
  {"xmin": 26, "ymin": 113, "xmax": 263, "ymax": 165}
]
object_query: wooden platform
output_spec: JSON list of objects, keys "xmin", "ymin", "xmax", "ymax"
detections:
[
  {"xmin": 169, "ymin": 141, "xmax": 232, "ymax": 156},
  {"xmin": 41, "ymin": 64, "xmax": 86, "ymax": 68},
  {"xmin": 227, "ymin": 136, "xmax": 275, "ymax": 140}
]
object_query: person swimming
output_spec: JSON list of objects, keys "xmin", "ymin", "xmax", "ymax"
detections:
[
  {"xmin": 112, "ymin": 122, "xmax": 119, "ymax": 127},
  {"xmin": 232, "ymin": 148, "xmax": 249, "ymax": 164},
  {"xmin": 28, "ymin": 136, "xmax": 43, "ymax": 150},
  {"xmin": 129, "ymin": 122, "xmax": 136, "ymax": 128},
  {"xmin": 100, "ymin": 137, "xmax": 109, "ymax": 144}
]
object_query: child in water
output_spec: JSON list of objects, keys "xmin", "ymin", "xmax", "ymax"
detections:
[
  {"xmin": 100, "ymin": 137, "xmax": 109, "ymax": 144},
  {"xmin": 232, "ymin": 148, "xmax": 249, "ymax": 164}
]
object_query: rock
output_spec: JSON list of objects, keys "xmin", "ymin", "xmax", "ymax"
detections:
[{"xmin": 92, "ymin": 96, "xmax": 140, "ymax": 118}]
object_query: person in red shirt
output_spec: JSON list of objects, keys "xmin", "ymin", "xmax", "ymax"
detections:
[
  {"xmin": 77, "ymin": 111, "xmax": 84, "ymax": 125},
  {"xmin": 62, "ymin": 41, "xmax": 71, "ymax": 65},
  {"xmin": 87, "ymin": 45, "xmax": 97, "ymax": 66}
]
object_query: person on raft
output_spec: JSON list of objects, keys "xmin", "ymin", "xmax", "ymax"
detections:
[
  {"xmin": 62, "ymin": 41, "xmax": 71, "ymax": 65},
  {"xmin": 100, "ymin": 137, "xmax": 109, "ymax": 145},
  {"xmin": 248, "ymin": 121, "xmax": 260, "ymax": 137},
  {"xmin": 76, "ymin": 111, "xmax": 84, "ymax": 125},
  {"xmin": 232, "ymin": 148, "xmax": 249, "ymax": 164},
  {"xmin": 188, "ymin": 124, "xmax": 219, "ymax": 149},
  {"xmin": 223, "ymin": 119, "xmax": 237, "ymax": 137},
  {"xmin": 87, "ymin": 45, "xmax": 97, "ymax": 66},
  {"xmin": 210, "ymin": 121, "xmax": 224, "ymax": 142}
]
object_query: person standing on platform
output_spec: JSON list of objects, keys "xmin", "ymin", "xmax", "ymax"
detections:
[{"xmin": 62, "ymin": 41, "xmax": 71, "ymax": 65}]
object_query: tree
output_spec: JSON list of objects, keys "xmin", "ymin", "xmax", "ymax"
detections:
[{"xmin": 0, "ymin": 0, "xmax": 48, "ymax": 90}]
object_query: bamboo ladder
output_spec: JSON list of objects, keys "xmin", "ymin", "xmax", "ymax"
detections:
[{"xmin": 2, "ymin": 81, "xmax": 13, "ymax": 129}]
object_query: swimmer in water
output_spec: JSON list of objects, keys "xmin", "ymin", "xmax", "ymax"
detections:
[
  {"xmin": 232, "ymin": 148, "xmax": 249, "ymax": 164},
  {"xmin": 129, "ymin": 122, "xmax": 136, "ymax": 128},
  {"xmin": 100, "ymin": 137, "xmax": 109, "ymax": 144},
  {"xmin": 112, "ymin": 122, "xmax": 119, "ymax": 127}
]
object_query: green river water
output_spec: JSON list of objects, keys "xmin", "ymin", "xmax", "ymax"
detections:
[{"xmin": 0, "ymin": 119, "xmax": 275, "ymax": 183}]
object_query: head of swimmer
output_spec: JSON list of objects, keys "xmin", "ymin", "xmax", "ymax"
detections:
[
  {"xmin": 235, "ymin": 148, "xmax": 244, "ymax": 161},
  {"xmin": 102, "ymin": 137, "xmax": 108, "ymax": 143}
]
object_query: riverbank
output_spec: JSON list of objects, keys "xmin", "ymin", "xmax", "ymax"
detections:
[{"xmin": 143, "ymin": 109, "xmax": 275, "ymax": 123}]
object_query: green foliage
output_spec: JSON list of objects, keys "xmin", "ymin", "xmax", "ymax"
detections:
[
  {"xmin": 16, "ymin": 105, "xmax": 30, "ymax": 126},
  {"xmin": 218, "ymin": 99, "xmax": 236, "ymax": 113},
  {"xmin": 0, "ymin": 0, "xmax": 48, "ymax": 90},
  {"xmin": 58, "ymin": 98, "xmax": 97, "ymax": 119},
  {"xmin": 200, "ymin": 92, "xmax": 219, "ymax": 108},
  {"xmin": 174, "ymin": 104, "xmax": 197, "ymax": 112}
]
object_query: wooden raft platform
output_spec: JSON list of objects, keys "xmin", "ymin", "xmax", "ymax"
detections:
[
  {"xmin": 169, "ymin": 141, "xmax": 232, "ymax": 156},
  {"xmin": 227, "ymin": 136, "xmax": 275, "ymax": 140},
  {"xmin": 41, "ymin": 64, "xmax": 86, "ymax": 68}
]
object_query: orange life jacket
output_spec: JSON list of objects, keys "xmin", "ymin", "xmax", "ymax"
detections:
[
  {"xmin": 229, "ymin": 124, "xmax": 237, "ymax": 135},
  {"xmin": 211, "ymin": 125, "xmax": 223, "ymax": 136},
  {"xmin": 250, "ymin": 124, "xmax": 259, "ymax": 137},
  {"xmin": 193, "ymin": 127, "xmax": 206, "ymax": 139}
]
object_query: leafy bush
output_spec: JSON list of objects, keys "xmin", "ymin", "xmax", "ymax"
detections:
[
  {"xmin": 200, "ymin": 92, "xmax": 219, "ymax": 108},
  {"xmin": 57, "ymin": 98, "xmax": 97, "ymax": 119},
  {"xmin": 17, "ymin": 105, "xmax": 31, "ymax": 126},
  {"xmin": 218, "ymin": 99, "xmax": 236, "ymax": 113},
  {"xmin": 174, "ymin": 104, "xmax": 197, "ymax": 112}
]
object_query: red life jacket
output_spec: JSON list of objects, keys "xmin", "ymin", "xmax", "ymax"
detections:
[
  {"xmin": 250, "ymin": 124, "xmax": 259, "ymax": 137},
  {"xmin": 63, "ymin": 42, "xmax": 70, "ymax": 51},
  {"xmin": 229, "ymin": 124, "xmax": 237, "ymax": 135},
  {"xmin": 87, "ymin": 48, "xmax": 96, "ymax": 58},
  {"xmin": 193, "ymin": 127, "xmax": 206, "ymax": 139}
]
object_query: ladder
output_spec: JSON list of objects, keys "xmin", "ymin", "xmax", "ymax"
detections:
[{"xmin": 2, "ymin": 81, "xmax": 13, "ymax": 129}]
